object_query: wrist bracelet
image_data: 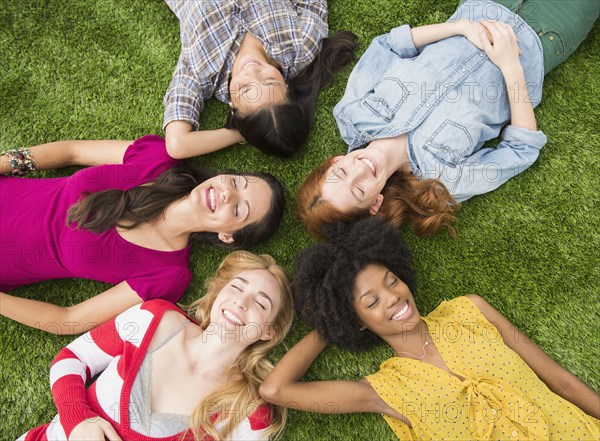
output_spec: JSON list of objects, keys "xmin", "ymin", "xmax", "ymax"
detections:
[{"xmin": 2, "ymin": 148, "xmax": 36, "ymax": 176}]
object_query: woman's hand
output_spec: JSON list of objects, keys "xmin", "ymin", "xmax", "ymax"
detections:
[
  {"xmin": 479, "ymin": 20, "xmax": 522, "ymax": 72},
  {"xmin": 458, "ymin": 19, "xmax": 491, "ymax": 51},
  {"xmin": 69, "ymin": 417, "xmax": 122, "ymax": 441}
]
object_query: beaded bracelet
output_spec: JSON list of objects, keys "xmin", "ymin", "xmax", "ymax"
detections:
[{"xmin": 2, "ymin": 148, "xmax": 36, "ymax": 176}]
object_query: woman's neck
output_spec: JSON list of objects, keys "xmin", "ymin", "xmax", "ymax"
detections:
[
  {"xmin": 185, "ymin": 324, "xmax": 250, "ymax": 377},
  {"xmin": 365, "ymin": 134, "xmax": 411, "ymax": 181},
  {"xmin": 118, "ymin": 197, "xmax": 198, "ymax": 252},
  {"xmin": 386, "ymin": 318, "xmax": 431, "ymax": 359}
]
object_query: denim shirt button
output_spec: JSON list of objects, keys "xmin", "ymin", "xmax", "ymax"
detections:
[
  {"xmin": 461, "ymin": 68, "xmax": 466, "ymax": 72},
  {"xmin": 549, "ymin": 35, "xmax": 555, "ymax": 41}
]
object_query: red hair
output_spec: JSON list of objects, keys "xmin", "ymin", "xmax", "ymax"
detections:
[{"xmin": 296, "ymin": 158, "xmax": 460, "ymax": 239}]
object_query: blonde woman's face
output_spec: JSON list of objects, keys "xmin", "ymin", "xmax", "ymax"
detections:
[{"xmin": 209, "ymin": 269, "xmax": 282, "ymax": 344}]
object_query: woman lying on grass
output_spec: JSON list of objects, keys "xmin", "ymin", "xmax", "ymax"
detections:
[
  {"xmin": 297, "ymin": 0, "xmax": 599, "ymax": 239},
  {"xmin": 18, "ymin": 251, "xmax": 293, "ymax": 441},
  {"xmin": 163, "ymin": 0, "xmax": 356, "ymax": 158},
  {"xmin": 0, "ymin": 135, "xmax": 284, "ymax": 334},
  {"xmin": 260, "ymin": 218, "xmax": 600, "ymax": 439}
]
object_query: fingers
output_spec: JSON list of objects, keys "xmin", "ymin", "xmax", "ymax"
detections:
[
  {"xmin": 480, "ymin": 20, "xmax": 516, "ymax": 43},
  {"xmin": 479, "ymin": 25, "xmax": 493, "ymax": 53},
  {"xmin": 100, "ymin": 420, "xmax": 123, "ymax": 441}
]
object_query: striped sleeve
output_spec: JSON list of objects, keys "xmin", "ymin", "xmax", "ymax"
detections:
[{"xmin": 49, "ymin": 303, "xmax": 152, "ymax": 437}]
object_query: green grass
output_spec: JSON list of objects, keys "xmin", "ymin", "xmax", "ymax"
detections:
[{"xmin": 1, "ymin": 0, "xmax": 598, "ymax": 438}]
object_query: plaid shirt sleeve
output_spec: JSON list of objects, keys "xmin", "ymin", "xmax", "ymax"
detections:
[
  {"xmin": 163, "ymin": 50, "xmax": 206, "ymax": 130},
  {"xmin": 288, "ymin": 0, "xmax": 329, "ymax": 76}
]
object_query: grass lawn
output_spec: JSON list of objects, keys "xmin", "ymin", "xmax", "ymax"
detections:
[{"xmin": 1, "ymin": 0, "xmax": 598, "ymax": 439}]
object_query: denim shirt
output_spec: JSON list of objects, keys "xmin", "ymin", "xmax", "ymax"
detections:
[{"xmin": 333, "ymin": 0, "xmax": 546, "ymax": 202}]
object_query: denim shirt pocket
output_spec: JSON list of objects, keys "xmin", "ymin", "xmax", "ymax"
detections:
[
  {"xmin": 423, "ymin": 120, "xmax": 474, "ymax": 167},
  {"xmin": 362, "ymin": 78, "xmax": 410, "ymax": 123}
]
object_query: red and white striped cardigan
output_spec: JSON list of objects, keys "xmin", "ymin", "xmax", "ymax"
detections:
[{"xmin": 19, "ymin": 300, "xmax": 272, "ymax": 441}]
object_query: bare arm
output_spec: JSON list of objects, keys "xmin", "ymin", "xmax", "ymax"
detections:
[
  {"xmin": 467, "ymin": 294, "xmax": 600, "ymax": 419},
  {"xmin": 260, "ymin": 331, "xmax": 402, "ymax": 419},
  {"xmin": 0, "ymin": 281, "xmax": 141, "ymax": 335},
  {"xmin": 164, "ymin": 121, "xmax": 244, "ymax": 159},
  {"xmin": 1, "ymin": 139, "xmax": 131, "ymax": 174}
]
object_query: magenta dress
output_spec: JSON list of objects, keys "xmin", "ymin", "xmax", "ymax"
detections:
[{"xmin": 0, "ymin": 135, "xmax": 192, "ymax": 302}]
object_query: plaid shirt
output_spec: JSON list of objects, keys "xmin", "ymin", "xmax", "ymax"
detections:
[{"xmin": 163, "ymin": 0, "xmax": 329, "ymax": 130}]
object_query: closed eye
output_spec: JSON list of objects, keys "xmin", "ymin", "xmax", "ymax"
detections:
[
  {"xmin": 357, "ymin": 186, "xmax": 365, "ymax": 196},
  {"xmin": 232, "ymin": 284, "xmax": 242, "ymax": 291},
  {"xmin": 368, "ymin": 298, "xmax": 379, "ymax": 308},
  {"xmin": 256, "ymin": 300, "xmax": 266, "ymax": 310}
]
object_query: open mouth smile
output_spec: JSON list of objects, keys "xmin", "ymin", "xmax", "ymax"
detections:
[
  {"xmin": 241, "ymin": 58, "xmax": 261, "ymax": 70},
  {"xmin": 390, "ymin": 300, "xmax": 412, "ymax": 321},
  {"xmin": 223, "ymin": 309, "xmax": 245, "ymax": 326},
  {"xmin": 205, "ymin": 186, "xmax": 217, "ymax": 212},
  {"xmin": 358, "ymin": 156, "xmax": 377, "ymax": 177}
]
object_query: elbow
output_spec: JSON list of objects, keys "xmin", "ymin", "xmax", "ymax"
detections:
[
  {"xmin": 165, "ymin": 135, "xmax": 187, "ymax": 159},
  {"xmin": 259, "ymin": 381, "xmax": 282, "ymax": 404}
]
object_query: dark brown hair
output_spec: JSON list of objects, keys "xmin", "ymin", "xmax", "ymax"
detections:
[
  {"xmin": 67, "ymin": 164, "xmax": 285, "ymax": 249},
  {"xmin": 226, "ymin": 31, "xmax": 358, "ymax": 157},
  {"xmin": 296, "ymin": 157, "xmax": 459, "ymax": 240}
]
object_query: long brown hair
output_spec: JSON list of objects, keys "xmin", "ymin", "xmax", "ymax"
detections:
[
  {"xmin": 378, "ymin": 170, "xmax": 459, "ymax": 237},
  {"xmin": 296, "ymin": 157, "xmax": 459, "ymax": 239},
  {"xmin": 66, "ymin": 164, "xmax": 285, "ymax": 249},
  {"xmin": 183, "ymin": 251, "xmax": 294, "ymax": 440}
]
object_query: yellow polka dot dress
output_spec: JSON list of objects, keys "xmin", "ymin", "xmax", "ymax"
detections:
[{"xmin": 365, "ymin": 296, "xmax": 600, "ymax": 440}]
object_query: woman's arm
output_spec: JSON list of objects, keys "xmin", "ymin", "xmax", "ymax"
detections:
[
  {"xmin": 260, "ymin": 331, "xmax": 400, "ymax": 418},
  {"xmin": 48, "ymin": 303, "xmax": 145, "ymax": 439},
  {"xmin": 164, "ymin": 121, "xmax": 244, "ymax": 159},
  {"xmin": 1, "ymin": 139, "xmax": 131, "ymax": 174},
  {"xmin": 466, "ymin": 294, "xmax": 600, "ymax": 419},
  {"xmin": 479, "ymin": 21, "xmax": 537, "ymax": 131},
  {"xmin": 410, "ymin": 19, "xmax": 488, "ymax": 50},
  {"xmin": 0, "ymin": 281, "xmax": 141, "ymax": 335}
]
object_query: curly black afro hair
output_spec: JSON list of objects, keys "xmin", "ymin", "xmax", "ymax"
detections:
[{"xmin": 293, "ymin": 217, "xmax": 416, "ymax": 352}]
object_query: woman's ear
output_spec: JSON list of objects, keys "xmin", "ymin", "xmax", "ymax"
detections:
[
  {"xmin": 218, "ymin": 233, "xmax": 235, "ymax": 244},
  {"xmin": 259, "ymin": 328, "xmax": 273, "ymax": 341},
  {"xmin": 369, "ymin": 194, "xmax": 384, "ymax": 215}
]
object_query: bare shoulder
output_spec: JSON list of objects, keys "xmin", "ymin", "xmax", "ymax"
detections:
[
  {"xmin": 151, "ymin": 309, "xmax": 190, "ymax": 346},
  {"xmin": 464, "ymin": 294, "xmax": 489, "ymax": 309}
]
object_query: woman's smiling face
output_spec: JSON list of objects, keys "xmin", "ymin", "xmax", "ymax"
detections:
[
  {"xmin": 320, "ymin": 150, "xmax": 386, "ymax": 216},
  {"xmin": 229, "ymin": 55, "xmax": 286, "ymax": 114},
  {"xmin": 209, "ymin": 269, "xmax": 283, "ymax": 343},
  {"xmin": 189, "ymin": 174, "xmax": 273, "ymax": 244},
  {"xmin": 353, "ymin": 264, "xmax": 420, "ymax": 338}
]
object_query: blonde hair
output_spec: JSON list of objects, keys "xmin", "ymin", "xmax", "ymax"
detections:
[{"xmin": 183, "ymin": 251, "xmax": 294, "ymax": 440}]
